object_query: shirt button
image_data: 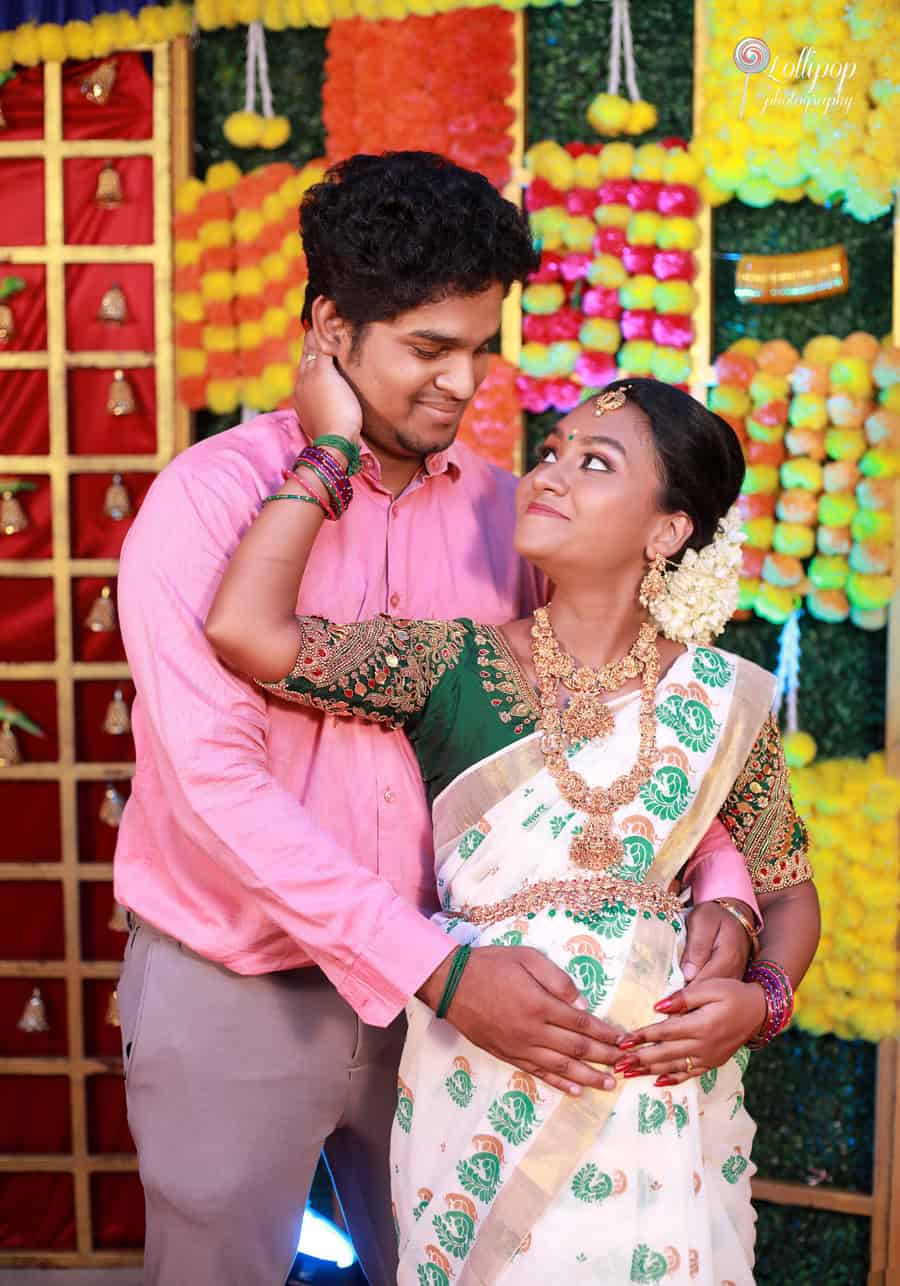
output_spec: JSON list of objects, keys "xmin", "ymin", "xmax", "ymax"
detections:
[
  {"xmin": 390, "ymin": 592, "xmax": 400, "ymax": 609},
  {"xmin": 384, "ymin": 787, "xmax": 396, "ymax": 803}
]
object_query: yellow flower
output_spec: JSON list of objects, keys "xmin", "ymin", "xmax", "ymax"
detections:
[
  {"xmin": 262, "ymin": 307, "xmax": 289, "ymax": 338},
  {"xmin": 573, "ymin": 154, "xmax": 603, "ymax": 188},
  {"xmin": 176, "ymin": 178, "xmax": 206, "ymax": 215},
  {"xmin": 261, "ymin": 252, "xmax": 287, "ymax": 281},
  {"xmin": 262, "ymin": 0, "xmax": 288, "ymax": 28},
  {"xmin": 175, "ymin": 237, "xmax": 202, "ymax": 267},
  {"xmin": 63, "ymin": 20, "xmax": 94, "ymax": 60},
  {"xmin": 586, "ymin": 93, "xmax": 632, "ymax": 137},
  {"xmin": 174, "ymin": 293, "xmax": 205, "ymax": 323},
  {"xmin": 233, "ymin": 209, "xmax": 265, "ymax": 244},
  {"xmin": 207, "ymin": 380, "xmax": 240, "ymax": 415},
  {"xmin": 625, "ymin": 100, "xmax": 658, "ymax": 136},
  {"xmin": 597, "ymin": 142, "xmax": 635, "ymax": 179},
  {"xmin": 262, "ymin": 363, "xmax": 295, "ymax": 404},
  {"xmin": 259, "ymin": 116, "xmax": 292, "ymax": 149},
  {"xmin": 198, "ymin": 219, "xmax": 233, "ymax": 249},
  {"xmin": 176, "ymin": 349, "xmax": 207, "ymax": 378},
  {"xmin": 224, "ymin": 112, "xmax": 264, "ymax": 149},
  {"xmin": 201, "ymin": 271, "xmax": 235, "ymax": 301},
  {"xmin": 234, "ymin": 266, "xmax": 265, "ymax": 297},
  {"xmin": 203, "ymin": 325, "xmax": 238, "ymax": 351},
  {"xmin": 137, "ymin": 6, "xmax": 170, "ymax": 42},
  {"xmin": 664, "ymin": 151, "xmax": 702, "ymax": 184},
  {"xmin": 11, "ymin": 25, "xmax": 42, "ymax": 67},
  {"xmin": 238, "ymin": 320, "xmax": 265, "ymax": 349},
  {"xmin": 206, "ymin": 161, "xmax": 242, "ymax": 192}
]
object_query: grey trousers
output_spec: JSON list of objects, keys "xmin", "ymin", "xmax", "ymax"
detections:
[{"xmin": 118, "ymin": 918, "xmax": 404, "ymax": 1286}]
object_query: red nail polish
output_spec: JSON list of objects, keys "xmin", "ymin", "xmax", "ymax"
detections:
[
  {"xmin": 623, "ymin": 1068, "xmax": 647, "ymax": 1078},
  {"xmin": 618, "ymin": 1037, "xmax": 640, "ymax": 1049},
  {"xmin": 614, "ymin": 1058, "xmax": 637, "ymax": 1074},
  {"xmin": 654, "ymin": 1075, "xmax": 676, "ymax": 1087},
  {"xmin": 654, "ymin": 998, "xmax": 674, "ymax": 1013}
]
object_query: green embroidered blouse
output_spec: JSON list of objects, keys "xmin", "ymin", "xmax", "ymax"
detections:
[{"xmin": 262, "ymin": 615, "xmax": 811, "ymax": 895}]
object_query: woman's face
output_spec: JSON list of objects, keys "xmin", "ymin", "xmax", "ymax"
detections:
[{"xmin": 514, "ymin": 397, "xmax": 691, "ymax": 588}]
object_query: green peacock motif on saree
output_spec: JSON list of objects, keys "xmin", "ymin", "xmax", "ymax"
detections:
[
  {"xmin": 700, "ymin": 1068, "xmax": 718, "ymax": 1094},
  {"xmin": 630, "ymin": 1244, "xmax": 669, "ymax": 1282},
  {"xmin": 655, "ymin": 693, "xmax": 718, "ymax": 754},
  {"xmin": 619, "ymin": 834, "xmax": 655, "ymax": 883},
  {"xmin": 444, "ymin": 1061, "xmax": 475, "ymax": 1108},
  {"xmin": 571, "ymin": 1163, "xmax": 614, "ymax": 1204},
  {"xmin": 722, "ymin": 1150, "xmax": 749, "ymax": 1184},
  {"xmin": 458, "ymin": 827, "xmax": 486, "ymax": 860},
  {"xmin": 487, "ymin": 1090, "xmax": 539, "ymax": 1146},
  {"xmin": 432, "ymin": 1208, "xmax": 476, "ymax": 1259},
  {"xmin": 457, "ymin": 1149, "xmax": 502, "ymax": 1204},
  {"xmin": 566, "ymin": 954, "xmax": 608, "ymax": 1010},
  {"xmin": 416, "ymin": 1262, "xmax": 450, "ymax": 1286},
  {"xmin": 640, "ymin": 765, "xmax": 693, "ymax": 821},
  {"xmin": 396, "ymin": 1081, "xmax": 414, "ymax": 1134},
  {"xmin": 692, "ymin": 648, "xmax": 734, "ymax": 689}
]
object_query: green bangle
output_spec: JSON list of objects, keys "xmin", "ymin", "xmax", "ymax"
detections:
[
  {"xmin": 262, "ymin": 492, "xmax": 325, "ymax": 514},
  {"xmin": 435, "ymin": 944, "xmax": 472, "ymax": 1020},
  {"xmin": 312, "ymin": 434, "xmax": 363, "ymax": 476}
]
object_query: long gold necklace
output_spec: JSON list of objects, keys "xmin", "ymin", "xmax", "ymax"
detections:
[{"xmin": 531, "ymin": 606, "xmax": 660, "ymax": 871}]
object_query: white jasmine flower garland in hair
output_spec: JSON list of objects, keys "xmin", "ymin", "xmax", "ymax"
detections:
[{"xmin": 650, "ymin": 504, "xmax": 745, "ymax": 645}]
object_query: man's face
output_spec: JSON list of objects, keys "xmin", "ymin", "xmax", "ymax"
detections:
[{"xmin": 336, "ymin": 285, "xmax": 504, "ymax": 462}]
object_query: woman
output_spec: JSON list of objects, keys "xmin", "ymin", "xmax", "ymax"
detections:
[{"xmin": 206, "ymin": 365, "xmax": 819, "ymax": 1285}]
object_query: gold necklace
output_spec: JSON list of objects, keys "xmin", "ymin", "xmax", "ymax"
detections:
[{"xmin": 531, "ymin": 606, "xmax": 660, "ymax": 871}]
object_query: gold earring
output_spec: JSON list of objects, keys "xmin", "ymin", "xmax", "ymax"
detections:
[{"xmin": 639, "ymin": 553, "xmax": 667, "ymax": 608}]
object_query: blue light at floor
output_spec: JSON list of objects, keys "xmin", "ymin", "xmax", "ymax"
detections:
[{"xmin": 297, "ymin": 1206, "xmax": 357, "ymax": 1269}]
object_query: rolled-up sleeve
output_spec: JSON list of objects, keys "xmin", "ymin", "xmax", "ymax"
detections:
[{"xmin": 117, "ymin": 463, "xmax": 452, "ymax": 1025}]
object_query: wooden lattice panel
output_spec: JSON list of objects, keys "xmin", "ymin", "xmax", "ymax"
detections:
[{"xmin": 0, "ymin": 39, "xmax": 190, "ymax": 1266}]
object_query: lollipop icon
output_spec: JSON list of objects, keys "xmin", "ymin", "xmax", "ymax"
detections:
[{"xmin": 734, "ymin": 37, "xmax": 771, "ymax": 118}]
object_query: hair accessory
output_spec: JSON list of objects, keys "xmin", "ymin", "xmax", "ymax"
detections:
[
  {"xmin": 594, "ymin": 386, "xmax": 630, "ymax": 416},
  {"xmin": 643, "ymin": 503, "xmax": 744, "ymax": 645},
  {"xmin": 435, "ymin": 944, "xmax": 472, "ymax": 1019}
]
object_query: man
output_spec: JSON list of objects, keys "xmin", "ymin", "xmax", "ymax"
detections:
[{"xmin": 115, "ymin": 152, "xmax": 747, "ymax": 1286}]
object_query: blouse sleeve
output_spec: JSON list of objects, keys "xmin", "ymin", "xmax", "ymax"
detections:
[
  {"xmin": 717, "ymin": 713, "xmax": 813, "ymax": 895},
  {"xmin": 258, "ymin": 614, "xmax": 469, "ymax": 729}
]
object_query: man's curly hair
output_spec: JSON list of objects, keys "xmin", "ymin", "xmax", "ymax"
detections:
[{"xmin": 300, "ymin": 152, "xmax": 539, "ymax": 329}]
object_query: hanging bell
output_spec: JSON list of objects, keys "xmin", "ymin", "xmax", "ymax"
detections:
[
  {"xmin": 103, "ymin": 688, "xmax": 131, "ymax": 736},
  {"xmin": 97, "ymin": 283, "xmax": 128, "ymax": 324},
  {"xmin": 105, "ymin": 989, "xmax": 121, "ymax": 1028},
  {"xmin": 17, "ymin": 986, "xmax": 50, "ymax": 1034},
  {"xmin": 99, "ymin": 783, "xmax": 125, "ymax": 828},
  {"xmin": 81, "ymin": 58, "xmax": 118, "ymax": 106},
  {"xmin": 106, "ymin": 369, "xmax": 136, "ymax": 417},
  {"xmin": 103, "ymin": 474, "xmax": 132, "ymax": 521},
  {"xmin": 0, "ymin": 720, "xmax": 22, "ymax": 766},
  {"xmin": 85, "ymin": 584, "xmax": 118, "ymax": 633},
  {"xmin": 0, "ymin": 302, "xmax": 13, "ymax": 344},
  {"xmin": 95, "ymin": 161, "xmax": 123, "ymax": 209},
  {"xmin": 107, "ymin": 901, "xmax": 129, "ymax": 933},
  {"xmin": 1, "ymin": 488, "xmax": 27, "ymax": 535}
]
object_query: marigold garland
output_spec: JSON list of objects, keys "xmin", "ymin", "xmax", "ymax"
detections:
[
  {"xmin": 694, "ymin": 0, "xmax": 899, "ymax": 222},
  {"xmin": 0, "ymin": 6, "xmax": 191, "ymax": 70},
  {"xmin": 712, "ymin": 332, "xmax": 900, "ymax": 630},
  {"xmin": 518, "ymin": 138, "xmax": 703, "ymax": 412},
  {"xmin": 174, "ymin": 157, "xmax": 325, "ymax": 414},
  {"xmin": 455, "ymin": 355, "xmax": 521, "ymax": 472},
  {"xmin": 791, "ymin": 753, "xmax": 900, "ymax": 1043},
  {"xmin": 323, "ymin": 11, "xmax": 515, "ymax": 190}
]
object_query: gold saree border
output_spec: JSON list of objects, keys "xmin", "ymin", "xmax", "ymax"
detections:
[{"xmin": 455, "ymin": 658, "xmax": 774, "ymax": 1286}]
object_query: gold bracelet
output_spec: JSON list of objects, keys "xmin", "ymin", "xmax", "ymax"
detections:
[{"xmin": 712, "ymin": 898, "xmax": 760, "ymax": 959}]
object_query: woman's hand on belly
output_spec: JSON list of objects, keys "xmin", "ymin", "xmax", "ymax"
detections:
[
  {"xmin": 417, "ymin": 945, "xmax": 622, "ymax": 1097},
  {"xmin": 611, "ymin": 978, "xmax": 767, "ymax": 1086}
]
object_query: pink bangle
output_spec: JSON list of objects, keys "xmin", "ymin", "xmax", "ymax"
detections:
[{"xmin": 745, "ymin": 959, "xmax": 794, "ymax": 1049}]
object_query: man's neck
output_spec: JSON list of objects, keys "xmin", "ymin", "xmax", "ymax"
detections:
[{"xmin": 364, "ymin": 438, "xmax": 426, "ymax": 498}]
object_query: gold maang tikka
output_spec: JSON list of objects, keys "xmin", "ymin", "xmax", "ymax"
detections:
[{"xmin": 594, "ymin": 386, "xmax": 630, "ymax": 417}]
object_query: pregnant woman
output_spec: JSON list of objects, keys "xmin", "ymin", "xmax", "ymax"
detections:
[{"xmin": 206, "ymin": 358, "xmax": 819, "ymax": 1285}]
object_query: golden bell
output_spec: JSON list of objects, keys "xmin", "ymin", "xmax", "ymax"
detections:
[
  {"xmin": 97, "ymin": 283, "xmax": 128, "ymax": 324},
  {"xmin": 107, "ymin": 901, "xmax": 129, "ymax": 933},
  {"xmin": 81, "ymin": 58, "xmax": 117, "ymax": 106},
  {"xmin": 105, "ymin": 989, "xmax": 121, "ymax": 1028},
  {"xmin": 99, "ymin": 783, "xmax": 125, "ymax": 828},
  {"xmin": 0, "ymin": 720, "xmax": 22, "ymax": 766},
  {"xmin": 96, "ymin": 161, "xmax": 123, "ymax": 209},
  {"xmin": 1, "ymin": 489, "xmax": 27, "ymax": 535},
  {"xmin": 17, "ymin": 986, "xmax": 50, "ymax": 1034},
  {"xmin": 106, "ymin": 369, "xmax": 136, "ymax": 417},
  {"xmin": 0, "ymin": 303, "xmax": 13, "ymax": 344},
  {"xmin": 85, "ymin": 584, "xmax": 118, "ymax": 633},
  {"xmin": 104, "ymin": 474, "xmax": 132, "ymax": 520},
  {"xmin": 103, "ymin": 688, "xmax": 131, "ymax": 736}
]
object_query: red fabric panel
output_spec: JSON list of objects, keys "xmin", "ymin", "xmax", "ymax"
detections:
[
  {"xmin": 0, "ymin": 979, "xmax": 68, "ymax": 1057},
  {"xmin": 0, "ymin": 474, "xmax": 52, "ymax": 559},
  {"xmin": 81, "ymin": 881, "xmax": 130, "ymax": 962},
  {"xmin": 65, "ymin": 263, "xmax": 155, "ymax": 352},
  {"xmin": 0, "ymin": 1174, "xmax": 76, "ymax": 1250},
  {"xmin": 0, "ymin": 680, "xmax": 59, "ymax": 761},
  {"xmin": 0, "ymin": 579, "xmax": 55, "ymax": 661},
  {"xmin": 70, "ymin": 472, "xmax": 154, "ymax": 559},
  {"xmin": 74, "ymin": 678, "xmax": 136, "ymax": 762},
  {"xmin": 64, "ymin": 157, "xmax": 154, "ymax": 247},
  {"xmin": 87, "ymin": 1075, "xmax": 135, "ymax": 1154},
  {"xmin": 78, "ymin": 779, "xmax": 131, "ymax": 862},
  {"xmin": 3, "ymin": 883, "xmax": 65, "ymax": 960},
  {"xmin": 0, "ymin": 264, "xmax": 47, "ymax": 351},
  {"xmin": 68, "ymin": 367, "xmax": 157, "ymax": 455},
  {"xmin": 91, "ymin": 1173, "xmax": 145, "ymax": 1248},
  {"xmin": 0, "ymin": 1078, "xmax": 71, "ymax": 1154},
  {"xmin": 62, "ymin": 54, "xmax": 152, "ymax": 141},
  {"xmin": 0, "ymin": 160, "xmax": 44, "ymax": 245},
  {"xmin": 72, "ymin": 578, "xmax": 126, "ymax": 662},
  {"xmin": 0, "ymin": 783, "xmax": 61, "ymax": 862},
  {"xmin": 0, "ymin": 66, "xmax": 44, "ymax": 141},
  {"xmin": 83, "ymin": 980, "xmax": 124, "ymax": 1058},
  {"xmin": 0, "ymin": 369, "xmax": 50, "ymax": 454}
]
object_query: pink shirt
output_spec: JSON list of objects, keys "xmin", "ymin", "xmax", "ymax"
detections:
[{"xmin": 114, "ymin": 410, "xmax": 542, "ymax": 1027}]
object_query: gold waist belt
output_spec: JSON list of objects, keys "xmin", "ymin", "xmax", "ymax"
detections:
[{"xmin": 460, "ymin": 873, "xmax": 683, "ymax": 928}]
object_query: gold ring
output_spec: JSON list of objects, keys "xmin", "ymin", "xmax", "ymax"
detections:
[{"xmin": 685, "ymin": 1055, "xmax": 694, "ymax": 1074}]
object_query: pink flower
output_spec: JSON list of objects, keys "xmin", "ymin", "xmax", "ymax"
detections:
[
  {"xmin": 547, "ymin": 378, "xmax": 582, "ymax": 410},
  {"xmin": 526, "ymin": 179, "xmax": 564, "ymax": 212},
  {"xmin": 652, "ymin": 250, "xmax": 696, "ymax": 281},
  {"xmin": 622, "ymin": 244, "xmax": 657, "ymax": 275},
  {"xmin": 516, "ymin": 374, "xmax": 553, "ymax": 413},
  {"xmin": 575, "ymin": 351, "xmax": 617, "ymax": 386},
  {"xmin": 593, "ymin": 227, "xmax": 627, "ymax": 257},
  {"xmin": 582, "ymin": 286, "xmax": 622, "ymax": 319},
  {"xmin": 621, "ymin": 309, "xmax": 656, "ymax": 340},
  {"xmin": 651, "ymin": 314, "xmax": 694, "ymax": 348},
  {"xmin": 565, "ymin": 189, "xmax": 598, "ymax": 217},
  {"xmin": 657, "ymin": 184, "xmax": 700, "ymax": 217},
  {"xmin": 529, "ymin": 250, "xmax": 564, "ymax": 282},
  {"xmin": 627, "ymin": 181, "xmax": 661, "ymax": 211},
  {"xmin": 598, "ymin": 179, "xmax": 631, "ymax": 205},
  {"xmin": 560, "ymin": 252, "xmax": 592, "ymax": 282}
]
